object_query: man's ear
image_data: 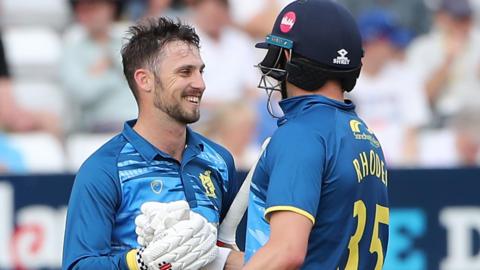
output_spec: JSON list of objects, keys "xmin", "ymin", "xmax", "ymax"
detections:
[{"xmin": 133, "ymin": 69, "xmax": 154, "ymax": 94}]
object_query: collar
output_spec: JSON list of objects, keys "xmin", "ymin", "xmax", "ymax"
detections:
[
  {"xmin": 277, "ymin": 95, "xmax": 356, "ymax": 126},
  {"xmin": 122, "ymin": 120, "xmax": 204, "ymax": 162}
]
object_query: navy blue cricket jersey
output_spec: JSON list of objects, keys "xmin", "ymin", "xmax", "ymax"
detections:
[
  {"xmin": 62, "ymin": 120, "xmax": 237, "ymax": 270},
  {"xmin": 245, "ymin": 95, "xmax": 389, "ymax": 270}
]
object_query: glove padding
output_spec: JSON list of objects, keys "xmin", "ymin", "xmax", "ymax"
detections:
[
  {"xmin": 135, "ymin": 201, "xmax": 190, "ymax": 246},
  {"xmin": 135, "ymin": 201, "xmax": 218, "ymax": 270},
  {"xmin": 141, "ymin": 212, "xmax": 218, "ymax": 270}
]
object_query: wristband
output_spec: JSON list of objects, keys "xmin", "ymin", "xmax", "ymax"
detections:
[
  {"xmin": 137, "ymin": 247, "xmax": 148, "ymax": 270},
  {"xmin": 126, "ymin": 249, "xmax": 140, "ymax": 270}
]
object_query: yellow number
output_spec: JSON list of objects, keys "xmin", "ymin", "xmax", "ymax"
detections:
[
  {"xmin": 345, "ymin": 201, "xmax": 366, "ymax": 269},
  {"xmin": 370, "ymin": 204, "xmax": 389, "ymax": 270},
  {"xmin": 344, "ymin": 200, "xmax": 389, "ymax": 270}
]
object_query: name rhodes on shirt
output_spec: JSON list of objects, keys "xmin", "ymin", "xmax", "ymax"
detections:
[{"xmin": 352, "ymin": 150, "xmax": 387, "ymax": 186}]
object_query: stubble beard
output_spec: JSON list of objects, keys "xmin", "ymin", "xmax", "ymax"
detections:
[{"xmin": 153, "ymin": 81, "xmax": 200, "ymax": 124}]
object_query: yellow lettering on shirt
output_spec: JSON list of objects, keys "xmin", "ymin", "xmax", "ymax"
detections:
[{"xmin": 352, "ymin": 151, "xmax": 387, "ymax": 186}]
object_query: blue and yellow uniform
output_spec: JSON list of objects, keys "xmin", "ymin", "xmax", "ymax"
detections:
[
  {"xmin": 63, "ymin": 120, "xmax": 237, "ymax": 270},
  {"xmin": 245, "ymin": 95, "xmax": 389, "ymax": 269}
]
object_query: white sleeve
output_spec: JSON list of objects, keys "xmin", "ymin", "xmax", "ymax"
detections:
[
  {"xmin": 399, "ymin": 70, "xmax": 431, "ymax": 127},
  {"xmin": 405, "ymin": 35, "xmax": 442, "ymax": 83}
]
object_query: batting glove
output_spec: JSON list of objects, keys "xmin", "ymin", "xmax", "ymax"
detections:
[
  {"xmin": 135, "ymin": 201, "xmax": 190, "ymax": 247},
  {"xmin": 135, "ymin": 211, "xmax": 218, "ymax": 270}
]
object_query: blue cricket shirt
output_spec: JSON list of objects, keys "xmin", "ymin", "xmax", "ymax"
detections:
[
  {"xmin": 63, "ymin": 120, "xmax": 237, "ymax": 270},
  {"xmin": 245, "ymin": 95, "xmax": 389, "ymax": 269}
]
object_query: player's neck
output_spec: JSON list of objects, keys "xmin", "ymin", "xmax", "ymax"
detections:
[
  {"xmin": 287, "ymin": 81, "xmax": 344, "ymax": 101},
  {"xmin": 134, "ymin": 109, "xmax": 187, "ymax": 162}
]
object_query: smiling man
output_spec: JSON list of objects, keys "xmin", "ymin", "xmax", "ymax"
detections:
[{"xmin": 62, "ymin": 18, "xmax": 243, "ymax": 270}]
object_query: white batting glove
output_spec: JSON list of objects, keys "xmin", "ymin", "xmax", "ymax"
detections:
[
  {"xmin": 135, "ymin": 201, "xmax": 190, "ymax": 247},
  {"xmin": 136, "ymin": 211, "xmax": 218, "ymax": 270}
]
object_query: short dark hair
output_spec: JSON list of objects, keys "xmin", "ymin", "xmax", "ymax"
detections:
[{"xmin": 121, "ymin": 17, "xmax": 200, "ymax": 100}]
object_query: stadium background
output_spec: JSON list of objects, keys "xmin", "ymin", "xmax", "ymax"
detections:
[{"xmin": 0, "ymin": 0, "xmax": 479, "ymax": 269}]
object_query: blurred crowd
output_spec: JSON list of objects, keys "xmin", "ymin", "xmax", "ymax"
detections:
[{"xmin": 0, "ymin": 0, "xmax": 480, "ymax": 174}]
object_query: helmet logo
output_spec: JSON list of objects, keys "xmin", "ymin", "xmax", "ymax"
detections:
[
  {"xmin": 333, "ymin": 49, "xmax": 350, "ymax": 65},
  {"xmin": 280, "ymin": 11, "xmax": 296, "ymax": 33}
]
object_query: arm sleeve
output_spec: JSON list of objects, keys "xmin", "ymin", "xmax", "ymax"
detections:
[
  {"xmin": 405, "ymin": 38, "xmax": 437, "ymax": 82},
  {"xmin": 62, "ymin": 159, "xmax": 129, "ymax": 270},
  {"xmin": 399, "ymin": 73, "xmax": 431, "ymax": 127},
  {"xmin": 220, "ymin": 149, "xmax": 239, "ymax": 223},
  {"xmin": 264, "ymin": 125, "xmax": 326, "ymax": 224}
]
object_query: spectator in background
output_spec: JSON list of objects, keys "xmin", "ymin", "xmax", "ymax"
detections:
[
  {"xmin": 187, "ymin": 0, "xmax": 258, "ymax": 111},
  {"xmin": 347, "ymin": 9, "xmax": 431, "ymax": 166},
  {"xmin": 419, "ymin": 107, "xmax": 480, "ymax": 167},
  {"xmin": 142, "ymin": 0, "xmax": 174, "ymax": 18},
  {"xmin": 337, "ymin": 0, "xmax": 431, "ymax": 35},
  {"xmin": 406, "ymin": 0, "xmax": 480, "ymax": 125},
  {"xmin": 0, "ymin": 33, "xmax": 61, "ymax": 137},
  {"xmin": 199, "ymin": 101, "xmax": 258, "ymax": 170},
  {"xmin": 472, "ymin": 0, "xmax": 480, "ymax": 27},
  {"xmin": 198, "ymin": 0, "xmax": 286, "ymax": 147},
  {"xmin": 227, "ymin": 0, "xmax": 291, "ymax": 39},
  {"xmin": 124, "ymin": 0, "xmax": 182, "ymax": 21},
  {"xmin": 449, "ymin": 108, "xmax": 480, "ymax": 166},
  {"xmin": 61, "ymin": 0, "xmax": 137, "ymax": 133}
]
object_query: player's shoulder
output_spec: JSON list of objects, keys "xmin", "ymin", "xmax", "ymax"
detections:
[
  {"xmin": 272, "ymin": 119, "xmax": 323, "ymax": 150},
  {"xmin": 275, "ymin": 103, "xmax": 358, "ymax": 146},
  {"xmin": 76, "ymin": 134, "xmax": 127, "ymax": 182},
  {"xmin": 70, "ymin": 134, "xmax": 126, "ymax": 205},
  {"xmin": 283, "ymin": 105, "xmax": 344, "ymax": 133}
]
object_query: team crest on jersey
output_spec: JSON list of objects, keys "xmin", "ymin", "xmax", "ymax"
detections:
[
  {"xmin": 150, "ymin": 180, "xmax": 163, "ymax": 194},
  {"xmin": 349, "ymin": 120, "xmax": 380, "ymax": 148},
  {"xmin": 199, "ymin": 170, "xmax": 216, "ymax": 198}
]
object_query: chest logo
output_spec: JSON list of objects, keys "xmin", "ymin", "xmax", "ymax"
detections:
[
  {"xmin": 199, "ymin": 170, "xmax": 216, "ymax": 198},
  {"xmin": 350, "ymin": 120, "xmax": 380, "ymax": 148},
  {"xmin": 150, "ymin": 180, "xmax": 163, "ymax": 194}
]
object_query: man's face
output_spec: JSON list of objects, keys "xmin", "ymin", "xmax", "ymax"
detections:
[
  {"xmin": 195, "ymin": 0, "xmax": 230, "ymax": 36},
  {"xmin": 153, "ymin": 41, "xmax": 206, "ymax": 124},
  {"xmin": 75, "ymin": 0, "xmax": 116, "ymax": 34},
  {"xmin": 436, "ymin": 12, "xmax": 473, "ymax": 38},
  {"xmin": 148, "ymin": 0, "xmax": 172, "ymax": 14}
]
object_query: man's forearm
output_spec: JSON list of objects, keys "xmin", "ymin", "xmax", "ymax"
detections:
[
  {"xmin": 242, "ymin": 242, "xmax": 303, "ymax": 270},
  {"xmin": 224, "ymin": 250, "xmax": 244, "ymax": 270}
]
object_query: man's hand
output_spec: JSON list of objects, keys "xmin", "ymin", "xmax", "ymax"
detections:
[
  {"xmin": 132, "ymin": 201, "xmax": 218, "ymax": 270},
  {"xmin": 135, "ymin": 201, "xmax": 190, "ymax": 246},
  {"xmin": 140, "ymin": 212, "xmax": 218, "ymax": 270}
]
